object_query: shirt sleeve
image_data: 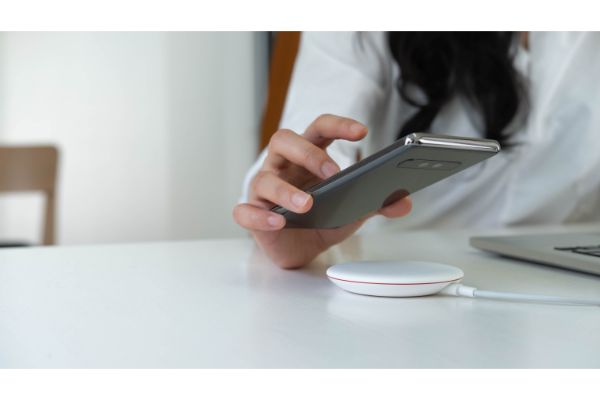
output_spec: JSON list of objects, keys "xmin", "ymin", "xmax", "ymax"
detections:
[{"xmin": 240, "ymin": 32, "xmax": 389, "ymax": 203}]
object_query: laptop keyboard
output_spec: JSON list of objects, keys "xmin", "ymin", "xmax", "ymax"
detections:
[{"xmin": 554, "ymin": 245, "xmax": 600, "ymax": 258}]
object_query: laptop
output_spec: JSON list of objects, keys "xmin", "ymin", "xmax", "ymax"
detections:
[{"xmin": 470, "ymin": 232, "xmax": 600, "ymax": 276}]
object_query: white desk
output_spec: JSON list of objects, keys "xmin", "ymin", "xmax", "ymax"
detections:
[{"xmin": 1, "ymin": 225, "xmax": 599, "ymax": 368}]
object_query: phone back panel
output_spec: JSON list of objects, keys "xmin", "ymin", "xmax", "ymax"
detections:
[{"xmin": 276, "ymin": 135, "xmax": 499, "ymax": 229}]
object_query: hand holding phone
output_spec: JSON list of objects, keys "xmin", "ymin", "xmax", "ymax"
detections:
[
  {"xmin": 234, "ymin": 115, "xmax": 411, "ymax": 268},
  {"xmin": 232, "ymin": 114, "xmax": 495, "ymax": 268}
]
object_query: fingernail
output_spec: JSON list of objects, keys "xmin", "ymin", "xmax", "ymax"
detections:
[
  {"xmin": 350, "ymin": 122, "xmax": 365, "ymax": 134},
  {"xmin": 268, "ymin": 215, "xmax": 282, "ymax": 227},
  {"xmin": 292, "ymin": 192, "xmax": 309, "ymax": 208},
  {"xmin": 321, "ymin": 161, "xmax": 339, "ymax": 178}
]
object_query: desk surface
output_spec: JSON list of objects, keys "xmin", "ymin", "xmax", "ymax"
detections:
[{"xmin": 1, "ymin": 225, "xmax": 599, "ymax": 368}]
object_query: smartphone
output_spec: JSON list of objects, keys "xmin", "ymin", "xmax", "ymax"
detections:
[{"xmin": 272, "ymin": 133, "xmax": 500, "ymax": 229}]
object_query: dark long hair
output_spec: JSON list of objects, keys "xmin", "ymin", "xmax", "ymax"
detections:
[{"xmin": 387, "ymin": 32, "xmax": 527, "ymax": 147}]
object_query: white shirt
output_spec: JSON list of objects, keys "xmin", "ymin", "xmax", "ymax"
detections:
[{"xmin": 242, "ymin": 32, "xmax": 600, "ymax": 231}]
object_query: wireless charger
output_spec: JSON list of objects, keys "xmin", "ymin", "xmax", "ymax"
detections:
[
  {"xmin": 328, "ymin": 260, "xmax": 600, "ymax": 306},
  {"xmin": 327, "ymin": 260, "xmax": 464, "ymax": 297}
]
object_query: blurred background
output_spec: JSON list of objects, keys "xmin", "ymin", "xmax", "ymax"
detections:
[{"xmin": 0, "ymin": 32, "xmax": 273, "ymax": 245}]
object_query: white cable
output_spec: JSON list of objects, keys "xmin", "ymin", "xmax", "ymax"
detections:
[{"xmin": 441, "ymin": 283, "xmax": 600, "ymax": 307}]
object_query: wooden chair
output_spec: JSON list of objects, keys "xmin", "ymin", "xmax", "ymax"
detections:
[
  {"xmin": 0, "ymin": 146, "xmax": 59, "ymax": 246},
  {"xmin": 259, "ymin": 32, "xmax": 302, "ymax": 151}
]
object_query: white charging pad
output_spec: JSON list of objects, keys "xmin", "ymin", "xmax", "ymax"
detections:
[{"xmin": 327, "ymin": 260, "xmax": 464, "ymax": 297}]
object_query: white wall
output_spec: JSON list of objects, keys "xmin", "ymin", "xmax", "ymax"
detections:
[{"xmin": 0, "ymin": 32, "xmax": 266, "ymax": 244}]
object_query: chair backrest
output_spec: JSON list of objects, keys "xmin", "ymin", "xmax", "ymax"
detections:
[
  {"xmin": 259, "ymin": 32, "xmax": 301, "ymax": 151},
  {"xmin": 0, "ymin": 146, "xmax": 59, "ymax": 245}
]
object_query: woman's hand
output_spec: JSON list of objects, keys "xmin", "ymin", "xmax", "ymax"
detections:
[{"xmin": 233, "ymin": 114, "xmax": 412, "ymax": 268}]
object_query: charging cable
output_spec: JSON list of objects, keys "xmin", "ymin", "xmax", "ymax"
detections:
[{"xmin": 441, "ymin": 283, "xmax": 600, "ymax": 307}]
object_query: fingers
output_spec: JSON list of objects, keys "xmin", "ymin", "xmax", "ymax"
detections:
[
  {"xmin": 233, "ymin": 203, "xmax": 285, "ymax": 231},
  {"xmin": 265, "ymin": 129, "xmax": 341, "ymax": 179},
  {"xmin": 378, "ymin": 196, "xmax": 413, "ymax": 219},
  {"xmin": 262, "ymin": 114, "xmax": 367, "ymax": 180},
  {"xmin": 235, "ymin": 114, "xmax": 372, "ymax": 235},
  {"xmin": 303, "ymin": 114, "xmax": 368, "ymax": 148},
  {"xmin": 251, "ymin": 170, "xmax": 313, "ymax": 214}
]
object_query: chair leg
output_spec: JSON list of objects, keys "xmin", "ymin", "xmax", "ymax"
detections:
[{"xmin": 43, "ymin": 190, "xmax": 56, "ymax": 245}]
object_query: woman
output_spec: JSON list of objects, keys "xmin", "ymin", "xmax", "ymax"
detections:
[{"xmin": 233, "ymin": 32, "xmax": 600, "ymax": 268}]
